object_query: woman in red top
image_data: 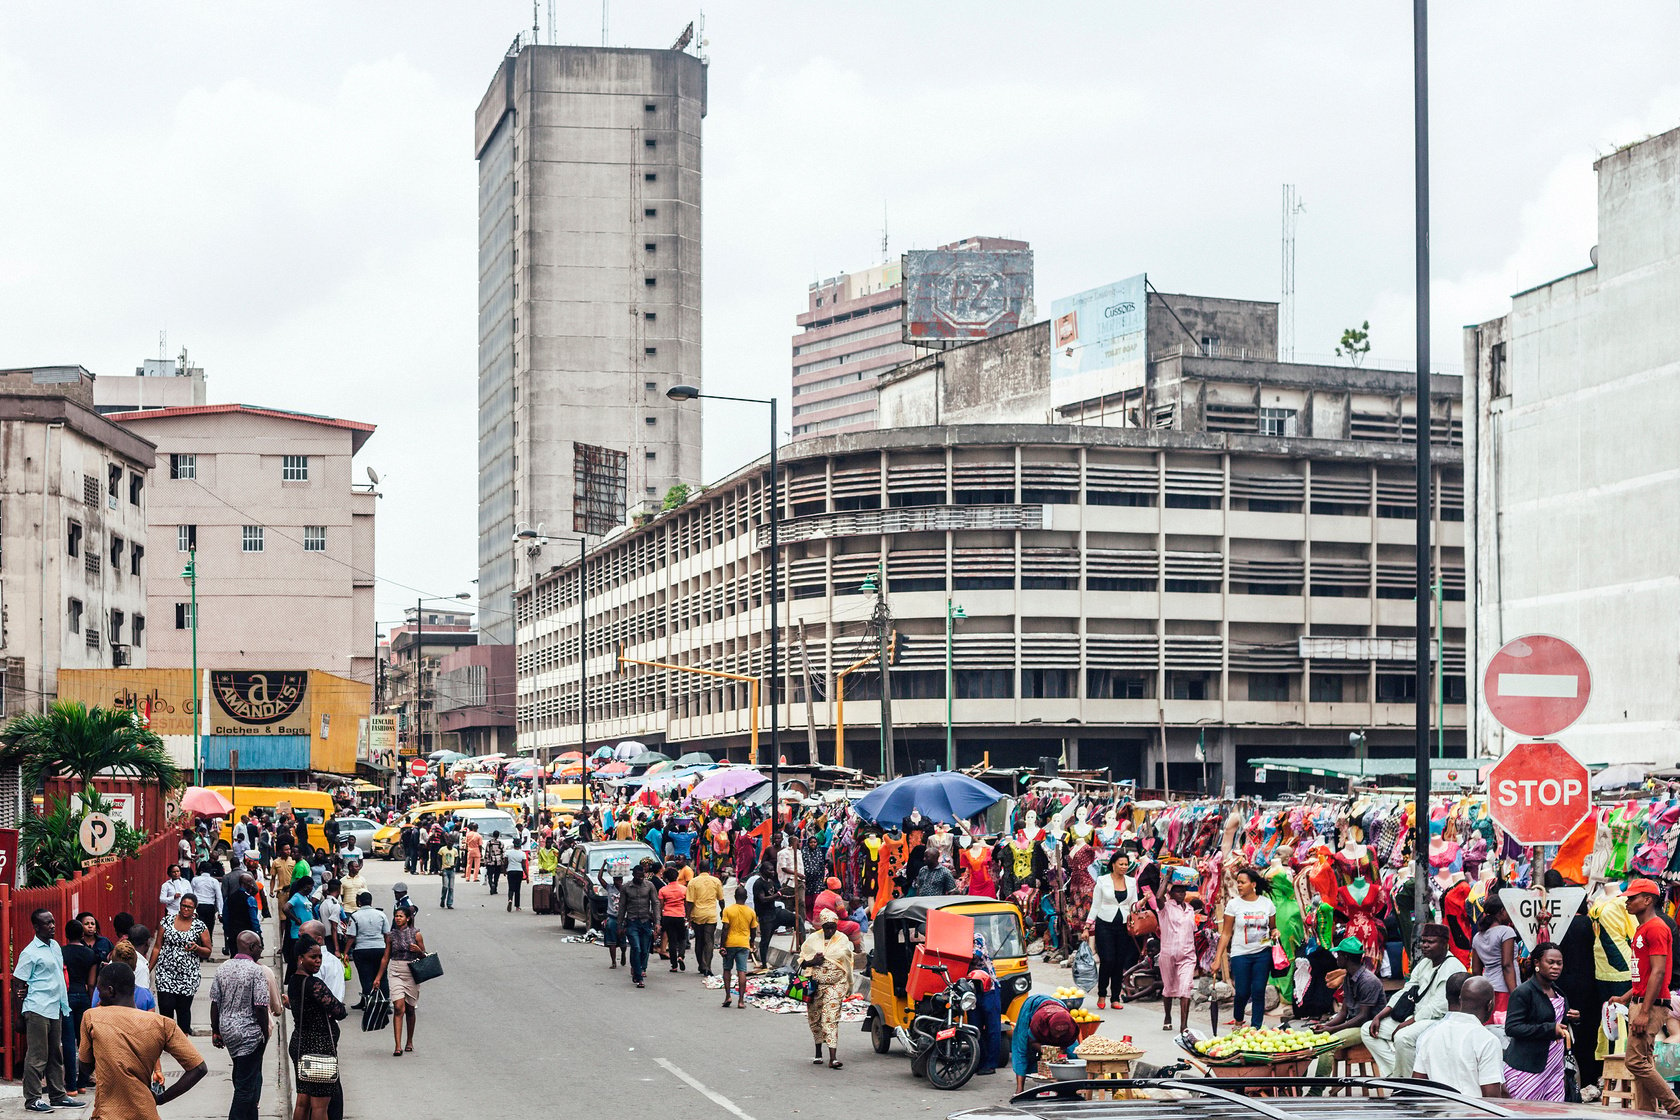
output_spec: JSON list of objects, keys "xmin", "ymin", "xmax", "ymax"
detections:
[
  {"xmin": 810, "ymin": 878, "xmax": 862, "ymax": 949},
  {"xmin": 658, "ymin": 868, "xmax": 690, "ymax": 972}
]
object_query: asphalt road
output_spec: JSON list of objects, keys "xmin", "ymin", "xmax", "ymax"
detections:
[{"xmin": 337, "ymin": 858, "xmax": 1035, "ymax": 1120}]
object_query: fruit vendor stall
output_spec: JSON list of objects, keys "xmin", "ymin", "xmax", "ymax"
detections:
[{"xmin": 1180, "ymin": 1026, "xmax": 1341, "ymax": 1079}]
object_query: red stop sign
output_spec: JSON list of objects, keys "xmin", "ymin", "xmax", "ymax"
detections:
[
  {"xmin": 1487, "ymin": 741, "xmax": 1591, "ymax": 845},
  {"xmin": 408, "ymin": 758, "xmax": 428, "ymax": 778}
]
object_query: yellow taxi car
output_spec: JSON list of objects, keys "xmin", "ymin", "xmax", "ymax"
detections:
[{"xmin": 369, "ymin": 799, "xmax": 526, "ymax": 859}]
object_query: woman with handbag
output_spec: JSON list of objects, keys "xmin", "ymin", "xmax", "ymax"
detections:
[
  {"xmin": 288, "ymin": 940, "xmax": 347, "ymax": 1120},
  {"xmin": 371, "ymin": 906, "xmax": 427, "ymax": 1057},
  {"xmin": 798, "ymin": 909, "xmax": 853, "ymax": 1070},
  {"xmin": 1504, "ymin": 941, "xmax": 1577, "ymax": 1101},
  {"xmin": 1090, "ymin": 855, "xmax": 1141, "ymax": 1010}
]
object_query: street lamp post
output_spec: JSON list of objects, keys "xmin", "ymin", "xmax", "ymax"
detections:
[
  {"xmin": 944, "ymin": 598, "xmax": 966, "ymax": 771},
  {"xmin": 667, "ymin": 385, "xmax": 782, "ymax": 826},
  {"xmin": 180, "ymin": 551, "xmax": 200, "ymax": 785}
]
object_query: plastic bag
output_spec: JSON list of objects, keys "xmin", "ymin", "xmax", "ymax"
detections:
[{"xmin": 1071, "ymin": 942, "xmax": 1097, "ymax": 991}]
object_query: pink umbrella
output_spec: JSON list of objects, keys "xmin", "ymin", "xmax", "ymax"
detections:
[
  {"xmin": 689, "ymin": 767, "xmax": 767, "ymax": 801},
  {"xmin": 180, "ymin": 786, "xmax": 235, "ymax": 816}
]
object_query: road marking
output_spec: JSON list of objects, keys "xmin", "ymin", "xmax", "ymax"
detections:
[
  {"xmin": 1497, "ymin": 672, "xmax": 1579, "ymax": 698},
  {"xmin": 654, "ymin": 1057, "xmax": 758, "ymax": 1120}
]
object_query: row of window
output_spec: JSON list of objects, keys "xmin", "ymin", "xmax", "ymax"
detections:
[
  {"xmin": 169, "ymin": 453, "xmax": 310, "ymax": 481},
  {"xmin": 173, "ymin": 524, "xmax": 326, "ymax": 553},
  {"xmin": 67, "ymin": 599, "xmax": 144, "ymax": 648},
  {"xmin": 86, "ymin": 466, "xmax": 144, "ymax": 508},
  {"xmin": 66, "ymin": 522, "xmax": 144, "ymax": 576}
]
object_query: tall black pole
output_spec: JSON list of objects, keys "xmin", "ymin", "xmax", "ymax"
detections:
[
  {"xmin": 1412, "ymin": 0, "xmax": 1433, "ymax": 936},
  {"xmin": 768, "ymin": 398, "xmax": 781, "ymax": 832}
]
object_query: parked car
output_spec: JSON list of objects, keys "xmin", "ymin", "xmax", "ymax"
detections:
[
  {"xmin": 449, "ymin": 809, "xmax": 518, "ymax": 844},
  {"xmin": 556, "ymin": 840, "xmax": 657, "ymax": 930},
  {"xmin": 333, "ymin": 816, "xmax": 380, "ymax": 855}
]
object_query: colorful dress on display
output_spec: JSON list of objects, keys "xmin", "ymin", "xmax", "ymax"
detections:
[
  {"xmin": 1335, "ymin": 879, "xmax": 1386, "ymax": 971},
  {"xmin": 734, "ymin": 831, "xmax": 759, "ymax": 883},
  {"xmin": 1063, "ymin": 844, "xmax": 1097, "ymax": 936},
  {"xmin": 1010, "ymin": 837, "xmax": 1036, "ymax": 884},
  {"xmin": 871, "ymin": 835, "xmax": 908, "ymax": 916},
  {"xmin": 960, "ymin": 845, "xmax": 997, "ymax": 897},
  {"xmin": 1267, "ymin": 867, "xmax": 1305, "ymax": 998},
  {"xmin": 1093, "ymin": 826, "xmax": 1120, "ymax": 868}
]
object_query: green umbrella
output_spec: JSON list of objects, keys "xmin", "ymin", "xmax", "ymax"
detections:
[{"xmin": 675, "ymin": 751, "xmax": 714, "ymax": 766}]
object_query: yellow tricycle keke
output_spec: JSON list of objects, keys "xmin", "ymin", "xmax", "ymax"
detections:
[{"xmin": 861, "ymin": 894, "xmax": 1032, "ymax": 1056}]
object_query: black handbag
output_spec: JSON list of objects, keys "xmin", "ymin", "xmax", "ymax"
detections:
[
  {"xmin": 361, "ymin": 989, "xmax": 391, "ymax": 1032},
  {"xmin": 408, "ymin": 953, "xmax": 444, "ymax": 984}
]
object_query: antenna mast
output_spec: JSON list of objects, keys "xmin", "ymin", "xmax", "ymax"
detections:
[
  {"xmin": 602, "ymin": 0, "xmax": 609, "ymax": 46},
  {"xmin": 547, "ymin": 0, "xmax": 556, "ymax": 43},
  {"xmin": 1280, "ymin": 184, "xmax": 1305, "ymax": 362},
  {"xmin": 881, "ymin": 203, "xmax": 889, "ymax": 262}
]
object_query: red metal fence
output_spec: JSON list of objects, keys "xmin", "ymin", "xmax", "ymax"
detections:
[{"xmin": 0, "ymin": 828, "xmax": 180, "ymax": 1080}]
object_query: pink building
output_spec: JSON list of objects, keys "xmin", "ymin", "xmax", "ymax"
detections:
[{"xmin": 109, "ymin": 404, "xmax": 378, "ymax": 684}]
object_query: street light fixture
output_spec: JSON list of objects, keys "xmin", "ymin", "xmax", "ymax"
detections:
[
  {"xmin": 665, "ymin": 383, "xmax": 783, "ymax": 822},
  {"xmin": 945, "ymin": 599, "xmax": 966, "ymax": 772},
  {"xmin": 180, "ymin": 552, "xmax": 200, "ymax": 785}
]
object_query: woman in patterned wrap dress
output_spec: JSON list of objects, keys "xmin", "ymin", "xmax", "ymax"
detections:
[{"xmin": 800, "ymin": 909, "xmax": 854, "ymax": 1069}]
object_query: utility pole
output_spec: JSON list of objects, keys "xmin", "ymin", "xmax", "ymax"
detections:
[
  {"xmin": 796, "ymin": 620, "xmax": 818, "ymax": 764},
  {"xmin": 878, "ymin": 608, "xmax": 895, "ymax": 781},
  {"xmin": 1411, "ymin": 0, "xmax": 1434, "ymax": 938}
]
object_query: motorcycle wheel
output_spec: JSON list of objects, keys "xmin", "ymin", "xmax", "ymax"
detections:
[
  {"xmin": 926, "ymin": 1032, "xmax": 980, "ymax": 1091},
  {"xmin": 870, "ymin": 1017, "xmax": 893, "ymax": 1054}
]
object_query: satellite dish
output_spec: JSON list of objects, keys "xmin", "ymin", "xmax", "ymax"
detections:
[{"xmin": 366, "ymin": 467, "xmax": 380, "ymax": 485}]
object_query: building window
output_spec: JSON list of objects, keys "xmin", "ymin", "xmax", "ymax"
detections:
[
  {"xmin": 645, "ymin": 416, "xmax": 657, "ymax": 426},
  {"xmin": 644, "ymin": 242, "xmax": 656, "ymax": 252},
  {"xmin": 645, "ymin": 451, "xmax": 657, "ymax": 460},
  {"xmin": 242, "ymin": 525, "xmax": 265, "ymax": 552},
  {"xmin": 644, "ymin": 312, "xmax": 656, "ymax": 321},
  {"xmin": 282, "ymin": 455, "xmax": 309, "ymax": 481},
  {"xmin": 644, "ymin": 277, "xmax": 656, "ymax": 287},
  {"xmin": 133, "ymin": 614, "xmax": 145, "ymax": 647},
  {"xmin": 131, "ymin": 543, "xmax": 144, "ymax": 577},
  {"xmin": 644, "ymin": 138, "xmax": 656, "ymax": 148},
  {"xmin": 107, "ymin": 464, "xmax": 121, "ymax": 505},
  {"xmin": 955, "ymin": 670, "xmax": 1013, "ymax": 699},
  {"xmin": 304, "ymin": 526, "xmax": 327, "ymax": 552},
  {"xmin": 1022, "ymin": 669, "xmax": 1075, "ymax": 699},
  {"xmin": 1201, "ymin": 335, "xmax": 1221, "ymax": 356},
  {"xmin": 644, "ymin": 208, "xmax": 657, "ymax": 218},
  {"xmin": 85, "ymin": 627, "xmax": 99, "ymax": 650},
  {"xmin": 169, "ymin": 453, "xmax": 196, "ymax": 480},
  {"xmin": 1258, "ymin": 407, "xmax": 1298, "ymax": 438},
  {"xmin": 129, "ymin": 472, "xmax": 143, "ymax": 505},
  {"xmin": 645, "ymin": 382, "xmax": 657, "ymax": 392},
  {"xmin": 1167, "ymin": 672, "xmax": 1209, "ymax": 701},
  {"xmin": 644, "ymin": 347, "xmax": 657, "ymax": 356},
  {"xmin": 1308, "ymin": 675, "xmax": 1345, "ymax": 703},
  {"xmin": 67, "ymin": 598, "xmax": 83, "ymax": 634},
  {"xmin": 1246, "ymin": 672, "xmax": 1291, "ymax": 702},
  {"xmin": 110, "ymin": 536, "xmax": 124, "ymax": 570},
  {"xmin": 1087, "ymin": 669, "xmax": 1150, "ymax": 699},
  {"xmin": 82, "ymin": 474, "xmax": 99, "ymax": 505},
  {"xmin": 644, "ymin": 172, "xmax": 657, "ymax": 181},
  {"xmin": 67, "ymin": 519, "xmax": 82, "ymax": 557},
  {"xmin": 1376, "ymin": 673, "xmax": 1417, "ymax": 703},
  {"xmin": 177, "ymin": 524, "xmax": 197, "ymax": 552},
  {"xmin": 109, "ymin": 609, "xmax": 124, "ymax": 646},
  {"xmin": 175, "ymin": 602, "xmax": 196, "ymax": 630}
]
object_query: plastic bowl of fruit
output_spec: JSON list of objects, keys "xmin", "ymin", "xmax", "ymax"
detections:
[
  {"xmin": 1053, "ymin": 986, "xmax": 1088, "ymax": 1010},
  {"xmin": 1047, "ymin": 1058, "xmax": 1088, "ymax": 1082}
]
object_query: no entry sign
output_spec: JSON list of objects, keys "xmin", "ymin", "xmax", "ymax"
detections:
[
  {"xmin": 1487, "ymin": 741, "xmax": 1591, "ymax": 845},
  {"xmin": 409, "ymin": 757, "xmax": 429, "ymax": 778},
  {"xmin": 1483, "ymin": 634, "xmax": 1591, "ymax": 738}
]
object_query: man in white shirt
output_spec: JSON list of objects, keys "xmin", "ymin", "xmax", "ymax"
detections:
[
  {"xmin": 297, "ymin": 920, "xmax": 346, "ymax": 1002},
  {"xmin": 160, "ymin": 865, "xmax": 192, "ymax": 918},
  {"xmin": 1413, "ymin": 974, "xmax": 1505, "ymax": 1097},
  {"xmin": 1365, "ymin": 923, "xmax": 1466, "ymax": 1077}
]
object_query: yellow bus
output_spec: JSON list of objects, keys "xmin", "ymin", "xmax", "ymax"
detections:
[{"xmin": 208, "ymin": 786, "xmax": 337, "ymax": 847}]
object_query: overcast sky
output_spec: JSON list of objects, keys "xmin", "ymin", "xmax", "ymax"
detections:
[{"xmin": 3, "ymin": 3, "xmax": 1676, "ymax": 632}]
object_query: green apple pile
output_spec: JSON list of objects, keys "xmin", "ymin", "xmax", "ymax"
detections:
[{"xmin": 1193, "ymin": 1026, "xmax": 1335, "ymax": 1060}]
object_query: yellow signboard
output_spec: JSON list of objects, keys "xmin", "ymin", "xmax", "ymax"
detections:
[{"xmin": 57, "ymin": 669, "xmax": 199, "ymax": 736}]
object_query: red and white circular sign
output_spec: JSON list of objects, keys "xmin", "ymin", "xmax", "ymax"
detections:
[
  {"xmin": 1487, "ymin": 741, "xmax": 1591, "ymax": 845},
  {"xmin": 408, "ymin": 757, "xmax": 429, "ymax": 778},
  {"xmin": 1482, "ymin": 634, "xmax": 1591, "ymax": 738}
]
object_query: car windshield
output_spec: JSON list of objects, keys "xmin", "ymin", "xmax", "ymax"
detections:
[
  {"xmin": 969, "ymin": 910, "xmax": 1026, "ymax": 959},
  {"xmin": 294, "ymin": 807, "xmax": 326, "ymax": 825},
  {"xmin": 588, "ymin": 845, "xmax": 654, "ymax": 873},
  {"xmin": 455, "ymin": 812, "xmax": 515, "ymax": 835}
]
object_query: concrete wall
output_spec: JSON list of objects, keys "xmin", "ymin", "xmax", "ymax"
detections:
[
  {"xmin": 879, "ymin": 322, "xmax": 1053, "ymax": 428},
  {"xmin": 93, "ymin": 370, "xmax": 207, "ymax": 414},
  {"xmin": 113, "ymin": 409, "xmax": 377, "ymax": 684},
  {"xmin": 478, "ymin": 44, "xmax": 706, "ymax": 643},
  {"xmin": 0, "ymin": 386, "xmax": 154, "ymax": 709},
  {"xmin": 1468, "ymin": 124, "xmax": 1680, "ymax": 767},
  {"xmin": 1148, "ymin": 293, "xmax": 1278, "ymax": 361}
]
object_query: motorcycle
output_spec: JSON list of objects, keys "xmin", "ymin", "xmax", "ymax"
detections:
[{"xmin": 895, "ymin": 963, "xmax": 983, "ymax": 1090}]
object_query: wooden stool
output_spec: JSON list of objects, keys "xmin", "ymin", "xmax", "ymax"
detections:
[
  {"xmin": 1335, "ymin": 1043, "xmax": 1378, "ymax": 1095},
  {"xmin": 1601, "ymin": 1054, "xmax": 1635, "ymax": 1110},
  {"xmin": 1081, "ymin": 1057, "xmax": 1135, "ymax": 1100}
]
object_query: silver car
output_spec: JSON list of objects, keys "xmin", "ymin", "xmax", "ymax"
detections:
[{"xmin": 333, "ymin": 815, "xmax": 380, "ymax": 854}]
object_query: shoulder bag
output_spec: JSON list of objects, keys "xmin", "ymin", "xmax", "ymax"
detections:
[
  {"xmin": 297, "ymin": 1053, "xmax": 338, "ymax": 1084},
  {"xmin": 1127, "ymin": 907, "xmax": 1159, "ymax": 940},
  {"xmin": 361, "ymin": 988, "xmax": 392, "ymax": 1033},
  {"xmin": 408, "ymin": 952, "xmax": 444, "ymax": 984}
]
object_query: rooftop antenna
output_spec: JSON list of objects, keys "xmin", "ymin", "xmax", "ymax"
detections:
[
  {"xmin": 1280, "ymin": 184, "xmax": 1305, "ymax": 362},
  {"xmin": 532, "ymin": 0, "xmax": 539, "ymax": 46},
  {"xmin": 547, "ymin": 0, "xmax": 556, "ymax": 44},
  {"xmin": 602, "ymin": 0, "xmax": 608, "ymax": 46},
  {"xmin": 158, "ymin": 330, "xmax": 167, "ymax": 360},
  {"xmin": 881, "ymin": 203, "xmax": 889, "ymax": 263}
]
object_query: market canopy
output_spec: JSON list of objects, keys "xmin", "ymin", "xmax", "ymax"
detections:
[
  {"xmin": 853, "ymin": 771, "xmax": 1002, "ymax": 826},
  {"xmin": 628, "ymin": 750, "xmax": 672, "ymax": 766},
  {"xmin": 1247, "ymin": 756, "xmax": 1486, "ymax": 788},
  {"xmin": 675, "ymin": 751, "xmax": 715, "ymax": 767}
]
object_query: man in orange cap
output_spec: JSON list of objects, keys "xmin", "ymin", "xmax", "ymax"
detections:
[{"xmin": 1620, "ymin": 879, "xmax": 1680, "ymax": 1114}]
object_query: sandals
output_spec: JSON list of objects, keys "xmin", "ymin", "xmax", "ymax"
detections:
[
  {"xmin": 811, "ymin": 1057, "xmax": 824, "ymax": 1066},
  {"xmin": 829, "ymin": 1060, "xmax": 844, "ymax": 1069}
]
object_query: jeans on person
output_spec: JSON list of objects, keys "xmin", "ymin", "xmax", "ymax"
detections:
[
  {"xmin": 353, "ymin": 947, "xmax": 387, "ymax": 1002},
  {"xmin": 487, "ymin": 864, "xmax": 502, "ymax": 894},
  {"xmin": 60, "ymin": 1003, "xmax": 81, "ymax": 1093},
  {"xmin": 1312, "ymin": 1026, "xmax": 1370, "ymax": 1077},
  {"xmin": 692, "ymin": 921, "xmax": 717, "ymax": 975},
  {"xmin": 1626, "ymin": 1005, "xmax": 1680, "ymax": 1113},
  {"xmin": 1229, "ymin": 950, "xmax": 1270, "ymax": 1028},
  {"xmin": 506, "ymin": 870, "xmax": 524, "ymax": 908},
  {"xmin": 198, "ymin": 903, "xmax": 218, "ymax": 946},
  {"xmin": 756, "ymin": 905, "xmax": 795, "ymax": 966},
  {"xmin": 626, "ymin": 919, "xmax": 655, "ymax": 982},
  {"xmin": 662, "ymin": 915, "xmax": 688, "ymax": 967},
  {"xmin": 975, "ymin": 985, "xmax": 1004, "ymax": 1072},
  {"xmin": 1092, "ymin": 916, "xmax": 1137, "ymax": 1002},
  {"xmin": 440, "ymin": 869, "xmax": 456, "ymax": 908},
  {"xmin": 23, "ymin": 1011, "xmax": 65, "ymax": 1102},
  {"xmin": 229, "ymin": 1039, "xmax": 267, "ymax": 1120},
  {"xmin": 157, "ymin": 989, "xmax": 194, "ymax": 1034}
]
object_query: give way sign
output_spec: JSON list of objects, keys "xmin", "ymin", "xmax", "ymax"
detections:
[
  {"xmin": 1498, "ymin": 886, "xmax": 1587, "ymax": 953},
  {"xmin": 1487, "ymin": 741, "xmax": 1591, "ymax": 845},
  {"xmin": 1483, "ymin": 635, "xmax": 1591, "ymax": 738}
]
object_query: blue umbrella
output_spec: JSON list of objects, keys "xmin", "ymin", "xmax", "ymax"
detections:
[{"xmin": 853, "ymin": 772, "xmax": 1002, "ymax": 826}]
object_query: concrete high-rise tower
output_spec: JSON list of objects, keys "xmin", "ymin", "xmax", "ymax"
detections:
[{"xmin": 476, "ymin": 41, "xmax": 705, "ymax": 643}]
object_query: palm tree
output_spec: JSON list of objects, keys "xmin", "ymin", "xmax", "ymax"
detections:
[{"xmin": 0, "ymin": 701, "xmax": 184, "ymax": 792}]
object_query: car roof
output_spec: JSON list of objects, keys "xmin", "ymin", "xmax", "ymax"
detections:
[
  {"xmin": 973, "ymin": 1077, "xmax": 1571, "ymax": 1120},
  {"xmin": 877, "ymin": 894, "xmax": 1004, "ymax": 923}
]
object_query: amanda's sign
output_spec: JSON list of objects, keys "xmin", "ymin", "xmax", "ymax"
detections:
[{"xmin": 210, "ymin": 671, "xmax": 309, "ymax": 735}]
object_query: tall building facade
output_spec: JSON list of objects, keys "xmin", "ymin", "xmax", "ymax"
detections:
[
  {"xmin": 476, "ymin": 42, "xmax": 706, "ymax": 643},
  {"xmin": 1467, "ymin": 124, "xmax": 1680, "ymax": 767},
  {"xmin": 790, "ymin": 236, "xmax": 1031, "ymax": 440}
]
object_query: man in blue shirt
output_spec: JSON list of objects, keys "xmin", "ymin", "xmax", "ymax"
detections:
[{"xmin": 11, "ymin": 908, "xmax": 78, "ymax": 1112}]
